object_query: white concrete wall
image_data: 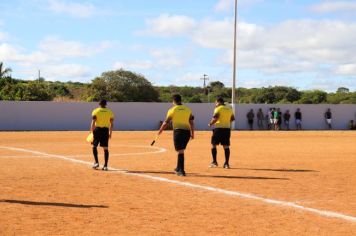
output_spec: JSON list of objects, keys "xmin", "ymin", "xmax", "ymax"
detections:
[{"xmin": 0, "ymin": 101, "xmax": 355, "ymax": 131}]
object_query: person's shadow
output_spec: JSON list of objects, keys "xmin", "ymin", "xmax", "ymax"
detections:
[
  {"xmin": 0, "ymin": 199, "xmax": 108, "ymax": 208},
  {"xmin": 127, "ymin": 170, "xmax": 289, "ymax": 180},
  {"xmin": 231, "ymin": 168, "xmax": 318, "ymax": 173}
]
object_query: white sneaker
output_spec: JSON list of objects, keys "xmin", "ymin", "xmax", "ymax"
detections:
[
  {"xmin": 92, "ymin": 163, "xmax": 99, "ymax": 169},
  {"xmin": 209, "ymin": 162, "xmax": 218, "ymax": 168},
  {"xmin": 102, "ymin": 166, "xmax": 108, "ymax": 171}
]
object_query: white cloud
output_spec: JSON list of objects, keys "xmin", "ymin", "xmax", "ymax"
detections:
[
  {"xmin": 113, "ymin": 60, "xmax": 154, "ymax": 70},
  {"xmin": 310, "ymin": 1, "xmax": 356, "ymax": 13},
  {"xmin": 1, "ymin": 37, "xmax": 113, "ymax": 65},
  {"xmin": 214, "ymin": 0, "xmax": 263, "ymax": 12},
  {"xmin": 0, "ymin": 43, "xmax": 52, "ymax": 64},
  {"xmin": 215, "ymin": 0, "xmax": 233, "ymax": 12},
  {"xmin": 47, "ymin": 0, "xmax": 96, "ymax": 18},
  {"xmin": 39, "ymin": 36, "xmax": 112, "ymax": 58},
  {"xmin": 42, "ymin": 64, "xmax": 91, "ymax": 79},
  {"xmin": 1, "ymin": 36, "xmax": 114, "ymax": 81},
  {"xmin": 140, "ymin": 14, "xmax": 197, "ymax": 37},
  {"xmin": 113, "ymin": 47, "xmax": 187, "ymax": 72},
  {"xmin": 334, "ymin": 64, "xmax": 356, "ymax": 76},
  {"xmin": 149, "ymin": 48, "xmax": 185, "ymax": 69},
  {"xmin": 191, "ymin": 19, "xmax": 356, "ymax": 76},
  {"xmin": 175, "ymin": 72, "xmax": 205, "ymax": 86}
]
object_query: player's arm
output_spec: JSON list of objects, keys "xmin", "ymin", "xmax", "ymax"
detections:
[
  {"xmin": 158, "ymin": 117, "xmax": 172, "ymax": 135},
  {"xmin": 231, "ymin": 114, "xmax": 235, "ymax": 122},
  {"xmin": 109, "ymin": 118, "xmax": 114, "ymax": 138},
  {"xmin": 208, "ymin": 113, "xmax": 219, "ymax": 127},
  {"xmin": 189, "ymin": 115, "xmax": 195, "ymax": 139},
  {"xmin": 90, "ymin": 116, "xmax": 97, "ymax": 132}
]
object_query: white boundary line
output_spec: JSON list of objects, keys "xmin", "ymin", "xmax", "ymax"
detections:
[
  {"xmin": 0, "ymin": 155, "xmax": 47, "ymax": 158},
  {"xmin": 1, "ymin": 145, "xmax": 355, "ymax": 224},
  {"xmin": 72, "ymin": 145, "xmax": 167, "ymax": 157}
]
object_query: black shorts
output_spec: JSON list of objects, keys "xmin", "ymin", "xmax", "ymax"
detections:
[
  {"xmin": 93, "ymin": 127, "xmax": 109, "ymax": 147},
  {"xmin": 173, "ymin": 129, "xmax": 191, "ymax": 151},
  {"xmin": 211, "ymin": 128, "xmax": 231, "ymax": 146}
]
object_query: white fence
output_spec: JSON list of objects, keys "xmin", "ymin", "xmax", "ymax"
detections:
[{"xmin": 0, "ymin": 101, "xmax": 355, "ymax": 131}]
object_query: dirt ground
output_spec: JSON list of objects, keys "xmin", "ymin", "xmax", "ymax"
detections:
[{"xmin": 0, "ymin": 131, "xmax": 355, "ymax": 235}]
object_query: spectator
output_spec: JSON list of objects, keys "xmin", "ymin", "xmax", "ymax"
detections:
[
  {"xmin": 349, "ymin": 120, "xmax": 356, "ymax": 130},
  {"xmin": 324, "ymin": 108, "xmax": 332, "ymax": 130},
  {"xmin": 265, "ymin": 111, "xmax": 270, "ymax": 130},
  {"xmin": 268, "ymin": 108, "xmax": 274, "ymax": 130},
  {"xmin": 257, "ymin": 108, "xmax": 264, "ymax": 130},
  {"xmin": 277, "ymin": 108, "xmax": 282, "ymax": 130},
  {"xmin": 295, "ymin": 108, "xmax": 302, "ymax": 130},
  {"xmin": 247, "ymin": 109, "xmax": 255, "ymax": 130},
  {"xmin": 273, "ymin": 108, "xmax": 280, "ymax": 130},
  {"xmin": 284, "ymin": 110, "xmax": 291, "ymax": 130}
]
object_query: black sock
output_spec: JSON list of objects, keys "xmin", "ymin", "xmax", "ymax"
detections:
[
  {"xmin": 178, "ymin": 153, "xmax": 184, "ymax": 172},
  {"xmin": 92, "ymin": 147, "xmax": 98, "ymax": 163},
  {"xmin": 224, "ymin": 148, "xmax": 230, "ymax": 165},
  {"xmin": 104, "ymin": 150, "xmax": 109, "ymax": 167},
  {"xmin": 211, "ymin": 148, "xmax": 217, "ymax": 163}
]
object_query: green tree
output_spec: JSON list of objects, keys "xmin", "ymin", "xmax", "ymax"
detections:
[
  {"xmin": 299, "ymin": 90, "xmax": 327, "ymax": 104},
  {"xmin": 88, "ymin": 69, "xmax": 160, "ymax": 102},
  {"xmin": 209, "ymin": 81, "xmax": 225, "ymax": 90},
  {"xmin": 0, "ymin": 62, "xmax": 12, "ymax": 79},
  {"xmin": 22, "ymin": 81, "xmax": 53, "ymax": 101},
  {"xmin": 187, "ymin": 95, "xmax": 203, "ymax": 103},
  {"xmin": 336, "ymin": 87, "xmax": 350, "ymax": 93}
]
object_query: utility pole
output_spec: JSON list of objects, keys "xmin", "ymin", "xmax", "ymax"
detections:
[
  {"xmin": 38, "ymin": 70, "xmax": 41, "ymax": 81},
  {"xmin": 232, "ymin": 0, "xmax": 238, "ymax": 129},
  {"xmin": 201, "ymin": 74, "xmax": 209, "ymax": 103},
  {"xmin": 201, "ymin": 74, "xmax": 209, "ymax": 88}
]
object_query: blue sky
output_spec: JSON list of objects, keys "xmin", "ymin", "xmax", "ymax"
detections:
[{"xmin": 1, "ymin": 0, "xmax": 356, "ymax": 91}]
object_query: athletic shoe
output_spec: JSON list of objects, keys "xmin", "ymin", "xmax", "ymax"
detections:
[
  {"xmin": 223, "ymin": 163, "xmax": 230, "ymax": 169},
  {"xmin": 92, "ymin": 163, "xmax": 99, "ymax": 169},
  {"xmin": 102, "ymin": 166, "xmax": 108, "ymax": 171},
  {"xmin": 174, "ymin": 167, "xmax": 180, "ymax": 173},
  {"xmin": 209, "ymin": 162, "xmax": 218, "ymax": 168},
  {"xmin": 177, "ymin": 171, "xmax": 186, "ymax": 177}
]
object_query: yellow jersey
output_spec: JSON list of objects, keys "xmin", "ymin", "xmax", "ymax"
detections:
[
  {"xmin": 166, "ymin": 105, "xmax": 193, "ymax": 130},
  {"xmin": 92, "ymin": 107, "xmax": 114, "ymax": 128},
  {"xmin": 213, "ymin": 105, "xmax": 233, "ymax": 128}
]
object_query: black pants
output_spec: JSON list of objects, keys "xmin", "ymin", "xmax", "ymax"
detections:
[
  {"xmin": 93, "ymin": 127, "xmax": 109, "ymax": 147},
  {"xmin": 173, "ymin": 129, "xmax": 191, "ymax": 151}
]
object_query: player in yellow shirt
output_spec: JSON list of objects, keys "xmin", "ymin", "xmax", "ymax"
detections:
[
  {"xmin": 90, "ymin": 99, "xmax": 114, "ymax": 171},
  {"xmin": 158, "ymin": 94, "xmax": 194, "ymax": 176},
  {"xmin": 208, "ymin": 97, "xmax": 235, "ymax": 169}
]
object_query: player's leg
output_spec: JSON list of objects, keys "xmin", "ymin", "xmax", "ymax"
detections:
[
  {"xmin": 100, "ymin": 128, "xmax": 110, "ymax": 171},
  {"xmin": 210, "ymin": 129, "xmax": 219, "ymax": 168},
  {"xmin": 92, "ymin": 128, "xmax": 100, "ymax": 169},
  {"xmin": 176, "ymin": 149, "xmax": 185, "ymax": 176},
  {"xmin": 222, "ymin": 128, "xmax": 231, "ymax": 169},
  {"xmin": 173, "ymin": 129, "xmax": 190, "ymax": 176}
]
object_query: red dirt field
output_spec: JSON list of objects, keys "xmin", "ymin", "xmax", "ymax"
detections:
[{"xmin": 0, "ymin": 131, "xmax": 355, "ymax": 235}]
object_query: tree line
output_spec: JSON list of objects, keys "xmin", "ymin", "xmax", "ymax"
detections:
[{"xmin": 0, "ymin": 62, "xmax": 355, "ymax": 104}]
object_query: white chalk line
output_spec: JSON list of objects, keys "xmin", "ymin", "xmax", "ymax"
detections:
[
  {"xmin": 72, "ymin": 145, "xmax": 167, "ymax": 157},
  {"xmin": 0, "ymin": 155, "xmax": 48, "ymax": 158},
  {"xmin": 0, "ymin": 145, "xmax": 167, "ymax": 159},
  {"xmin": 0, "ymin": 146, "xmax": 355, "ymax": 224}
]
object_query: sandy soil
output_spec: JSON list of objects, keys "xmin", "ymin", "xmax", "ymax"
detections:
[{"xmin": 0, "ymin": 131, "xmax": 355, "ymax": 235}]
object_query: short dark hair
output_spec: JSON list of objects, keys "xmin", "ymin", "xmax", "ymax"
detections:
[
  {"xmin": 172, "ymin": 94, "xmax": 182, "ymax": 104},
  {"xmin": 99, "ymin": 99, "xmax": 107, "ymax": 107},
  {"xmin": 216, "ymin": 96, "xmax": 224, "ymax": 105}
]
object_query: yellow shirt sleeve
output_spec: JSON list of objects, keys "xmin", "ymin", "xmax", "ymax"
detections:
[
  {"xmin": 166, "ymin": 108, "xmax": 174, "ymax": 120},
  {"xmin": 92, "ymin": 108, "xmax": 98, "ymax": 117},
  {"xmin": 213, "ymin": 107, "xmax": 220, "ymax": 117}
]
